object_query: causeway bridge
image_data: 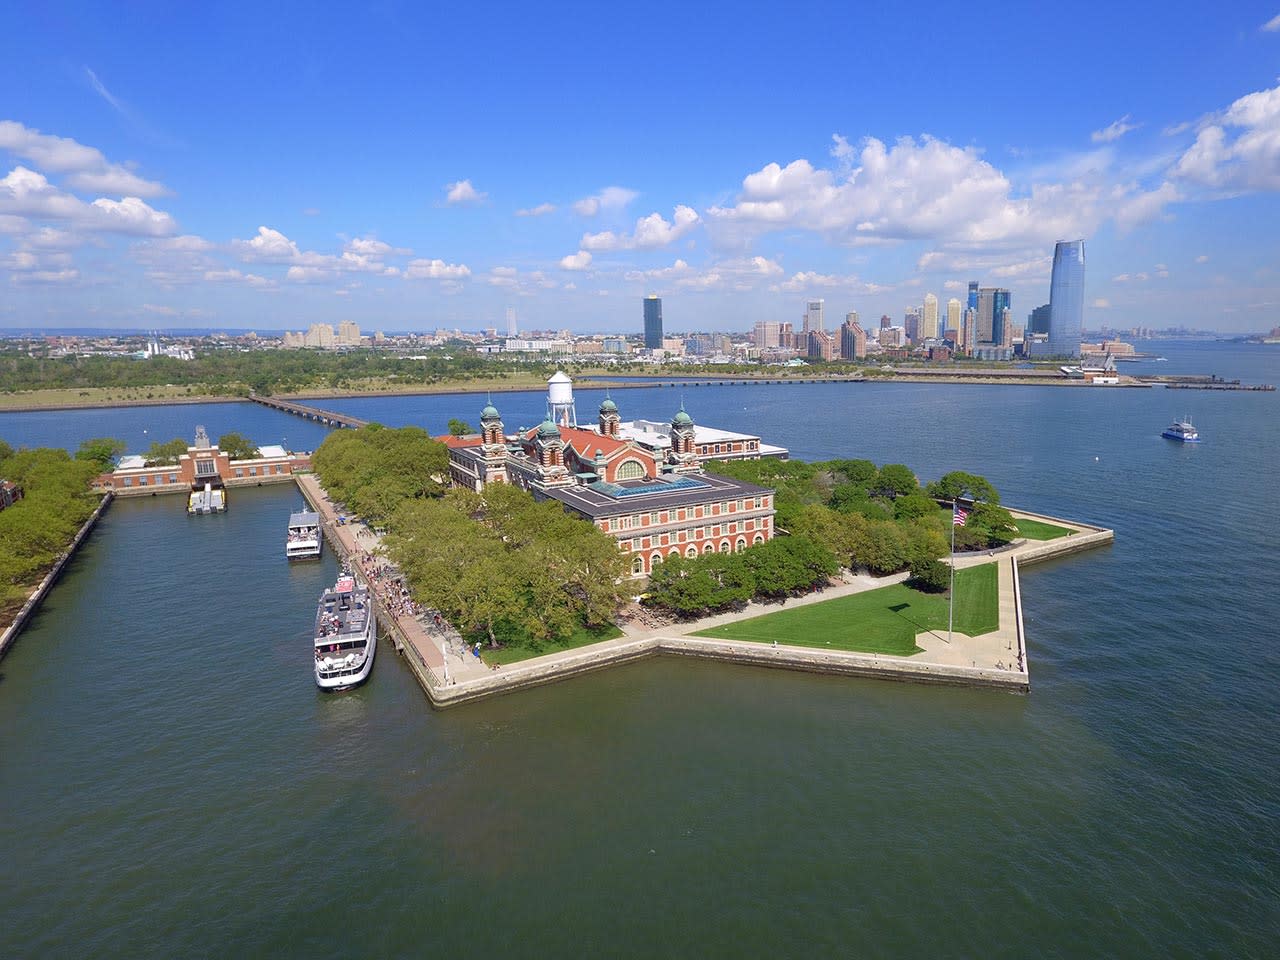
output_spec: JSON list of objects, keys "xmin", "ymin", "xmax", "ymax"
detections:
[{"xmin": 247, "ymin": 393, "xmax": 369, "ymax": 428}]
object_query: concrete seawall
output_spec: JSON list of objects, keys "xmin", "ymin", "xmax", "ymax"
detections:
[{"xmin": 0, "ymin": 492, "xmax": 114, "ymax": 660}]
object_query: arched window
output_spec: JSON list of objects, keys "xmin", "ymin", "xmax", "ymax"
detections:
[
  {"xmin": 685, "ymin": 545, "xmax": 698, "ymax": 558},
  {"xmin": 631, "ymin": 555, "xmax": 645, "ymax": 575},
  {"xmin": 616, "ymin": 458, "xmax": 645, "ymax": 480},
  {"xmin": 703, "ymin": 542, "xmax": 715, "ymax": 554},
  {"xmin": 668, "ymin": 547, "xmax": 681, "ymax": 558},
  {"xmin": 650, "ymin": 553, "xmax": 663, "ymax": 569},
  {"xmin": 753, "ymin": 534, "xmax": 764, "ymax": 545},
  {"xmin": 719, "ymin": 540, "xmax": 731, "ymax": 553},
  {"xmin": 735, "ymin": 537, "xmax": 746, "ymax": 553}
]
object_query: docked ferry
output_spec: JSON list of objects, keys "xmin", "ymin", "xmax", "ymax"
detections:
[
  {"xmin": 286, "ymin": 510, "xmax": 322, "ymax": 560},
  {"xmin": 1161, "ymin": 418, "xmax": 1201, "ymax": 442},
  {"xmin": 313, "ymin": 573, "xmax": 376, "ymax": 691}
]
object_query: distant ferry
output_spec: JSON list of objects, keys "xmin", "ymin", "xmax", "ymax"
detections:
[
  {"xmin": 188, "ymin": 483, "xmax": 226, "ymax": 514},
  {"xmin": 286, "ymin": 510, "xmax": 322, "ymax": 560},
  {"xmin": 1162, "ymin": 418, "xmax": 1200, "ymax": 442},
  {"xmin": 314, "ymin": 573, "xmax": 375, "ymax": 691}
]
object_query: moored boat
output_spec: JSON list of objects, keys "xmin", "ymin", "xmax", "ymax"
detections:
[
  {"xmin": 287, "ymin": 510, "xmax": 322, "ymax": 560},
  {"xmin": 1162, "ymin": 417, "xmax": 1200, "ymax": 442},
  {"xmin": 314, "ymin": 573, "xmax": 375, "ymax": 690}
]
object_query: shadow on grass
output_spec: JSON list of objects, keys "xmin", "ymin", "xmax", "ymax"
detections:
[{"xmin": 889, "ymin": 599, "xmax": 951, "ymax": 644}]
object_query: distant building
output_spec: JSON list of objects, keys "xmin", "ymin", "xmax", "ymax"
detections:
[
  {"xmin": 506, "ymin": 307, "xmax": 518, "ymax": 338},
  {"xmin": 803, "ymin": 299, "xmax": 825, "ymax": 335},
  {"xmin": 946, "ymin": 298, "xmax": 962, "ymax": 341},
  {"xmin": 880, "ymin": 314, "xmax": 892, "ymax": 330},
  {"xmin": 877, "ymin": 325, "xmax": 907, "ymax": 348},
  {"xmin": 904, "ymin": 307, "xmax": 921, "ymax": 343},
  {"xmin": 0, "ymin": 478, "xmax": 22, "ymax": 512},
  {"xmin": 1048, "ymin": 240, "xmax": 1085, "ymax": 357},
  {"xmin": 643, "ymin": 295, "xmax": 663, "ymax": 349},
  {"xmin": 840, "ymin": 319, "xmax": 867, "ymax": 359},
  {"xmin": 96, "ymin": 427, "xmax": 308, "ymax": 496},
  {"xmin": 807, "ymin": 329, "xmax": 836, "ymax": 360},
  {"xmin": 1028, "ymin": 303, "xmax": 1052, "ymax": 335},
  {"xmin": 977, "ymin": 287, "xmax": 1011, "ymax": 345},
  {"xmin": 601, "ymin": 336, "xmax": 629, "ymax": 353},
  {"xmin": 660, "ymin": 337, "xmax": 685, "ymax": 356},
  {"xmin": 968, "ymin": 281, "xmax": 979, "ymax": 312},
  {"xmin": 921, "ymin": 293, "xmax": 939, "ymax": 340},
  {"xmin": 844, "ymin": 310, "xmax": 859, "ymax": 328},
  {"xmin": 752, "ymin": 321, "xmax": 782, "ymax": 349},
  {"xmin": 337, "ymin": 321, "xmax": 361, "ymax": 347}
]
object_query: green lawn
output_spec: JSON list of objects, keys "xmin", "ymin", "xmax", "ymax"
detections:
[
  {"xmin": 478, "ymin": 621, "xmax": 624, "ymax": 666},
  {"xmin": 691, "ymin": 563, "xmax": 1000, "ymax": 656},
  {"xmin": 1012, "ymin": 517, "xmax": 1074, "ymax": 540}
]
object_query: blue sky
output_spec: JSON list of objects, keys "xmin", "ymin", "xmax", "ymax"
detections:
[{"xmin": 3, "ymin": 1, "xmax": 1280, "ymax": 334}]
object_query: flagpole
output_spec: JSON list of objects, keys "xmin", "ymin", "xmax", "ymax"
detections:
[{"xmin": 948, "ymin": 501, "xmax": 956, "ymax": 645}]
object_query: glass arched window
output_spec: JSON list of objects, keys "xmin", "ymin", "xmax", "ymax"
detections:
[{"xmin": 616, "ymin": 459, "xmax": 645, "ymax": 480}]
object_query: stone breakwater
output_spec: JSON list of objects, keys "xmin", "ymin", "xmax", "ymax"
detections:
[{"xmin": 0, "ymin": 492, "xmax": 114, "ymax": 660}]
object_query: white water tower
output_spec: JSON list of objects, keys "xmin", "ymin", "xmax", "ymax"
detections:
[{"xmin": 547, "ymin": 371, "xmax": 577, "ymax": 427}]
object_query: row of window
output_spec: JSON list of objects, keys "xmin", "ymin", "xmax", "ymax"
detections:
[
  {"xmin": 622, "ymin": 517, "xmax": 770, "ymax": 551},
  {"xmin": 605, "ymin": 496, "xmax": 770, "ymax": 532},
  {"xmin": 629, "ymin": 534, "xmax": 766, "ymax": 574},
  {"xmin": 121, "ymin": 473, "xmax": 180, "ymax": 487},
  {"xmin": 696, "ymin": 440, "xmax": 758, "ymax": 454}
]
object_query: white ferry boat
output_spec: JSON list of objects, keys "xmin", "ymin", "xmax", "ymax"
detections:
[
  {"xmin": 286, "ymin": 510, "xmax": 322, "ymax": 560},
  {"xmin": 188, "ymin": 482, "xmax": 227, "ymax": 514},
  {"xmin": 1161, "ymin": 417, "xmax": 1201, "ymax": 442},
  {"xmin": 314, "ymin": 573, "xmax": 375, "ymax": 691}
]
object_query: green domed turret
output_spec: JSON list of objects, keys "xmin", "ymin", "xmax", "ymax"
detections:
[
  {"xmin": 481, "ymin": 403, "xmax": 500, "ymax": 420},
  {"xmin": 672, "ymin": 409, "xmax": 694, "ymax": 428},
  {"xmin": 537, "ymin": 419, "xmax": 560, "ymax": 438},
  {"xmin": 599, "ymin": 397, "xmax": 618, "ymax": 415}
]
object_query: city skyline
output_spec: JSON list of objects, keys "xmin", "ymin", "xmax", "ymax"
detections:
[{"xmin": 3, "ymin": 3, "xmax": 1280, "ymax": 334}]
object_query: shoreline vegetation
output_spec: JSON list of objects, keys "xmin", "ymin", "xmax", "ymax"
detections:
[{"xmin": 0, "ymin": 346, "xmax": 1146, "ymax": 412}]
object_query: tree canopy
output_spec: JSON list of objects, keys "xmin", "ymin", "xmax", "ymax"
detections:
[
  {"xmin": 216, "ymin": 431, "xmax": 260, "ymax": 460},
  {"xmin": 311, "ymin": 424, "xmax": 450, "ymax": 522},
  {"xmin": 75, "ymin": 437, "xmax": 126, "ymax": 470},
  {"xmin": 144, "ymin": 437, "xmax": 189, "ymax": 466},
  {"xmin": 446, "ymin": 418, "xmax": 475, "ymax": 437}
]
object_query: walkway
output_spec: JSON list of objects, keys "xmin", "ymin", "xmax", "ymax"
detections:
[{"xmin": 248, "ymin": 393, "xmax": 369, "ymax": 429}]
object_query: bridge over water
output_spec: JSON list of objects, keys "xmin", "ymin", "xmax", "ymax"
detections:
[{"xmin": 247, "ymin": 393, "xmax": 369, "ymax": 428}]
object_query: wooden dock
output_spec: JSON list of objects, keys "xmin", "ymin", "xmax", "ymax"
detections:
[{"xmin": 247, "ymin": 393, "xmax": 370, "ymax": 428}]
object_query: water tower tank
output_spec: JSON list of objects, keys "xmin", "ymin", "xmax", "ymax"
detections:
[{"xmin": 547, "ymin": 371, "xmax": 574, "ymax": 405}]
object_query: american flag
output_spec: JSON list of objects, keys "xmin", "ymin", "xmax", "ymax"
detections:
[{"xmin": 953, "ymin": 505, "xmax": 969, "ymax": 527}]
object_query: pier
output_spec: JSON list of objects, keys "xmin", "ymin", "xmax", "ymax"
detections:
[{"xmin": 247, "ymin": 393, "xmax": 370, "ymax": 428}]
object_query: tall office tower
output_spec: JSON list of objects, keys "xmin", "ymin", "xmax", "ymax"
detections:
[
  {"xmin": 840, "ymin": 319, "xmax": 867, "ymax": 359},
  {"xmin": 643, "ymin": 295, "xmax": 663, "ymax": 349},
  {"xmin": 1048, "ymin": 240, "xmax": 1085, "ymax": 357},
  {"xmin": 968, "ymin": 281, "xmax": 979, "ymax": 312},
  {"xmin": 753, "ymin": 320, "xmax": 782, "ymax": 349},
  {"xmin": 506, "ymin": 307, "xmax": 518, "ymax": 338},
  {"xmin": 845, "ymin": 310, "xmax": 859, "ymax": 328},
  {"xmin": 922, "ymin": 293, "xmax": 939, "ymax": 340},
  {"xmin": 779, "ymin": 321, "xmax": 794, "ymax": 349},
  {"xmin": 961, "ymin": 308, "xmax": 976, "ymax": 353},
  {"xmin": 993, "ymin": 289, "xmax": 1011, "ymax": 346},
  {"xmin": 803, "ymin": 299, "xmax": 825, "ymax": 334},
  {"xmin": 807, "ymin": 330, "xmax": 836, "ymax": 360},
  {"xmin": 1028, "ymin": 303, "xmax": 1051, "ymax": 335},
  {"xmin": 880, "ymin": 314, "xmax": 892, "ymax": 329},
  {"xmin": 904, "ymin": 308, "xmax": 921, "ymax": 343},
  {"xmin": 977, "ymin": 289, "xmax": 995, "ymax": 343},
  {"xmin": 1001, "ymin": 308, "xmax": 1014, "ymax": 348},
  {"xmin": 946, "ymin": 298, "xmax": 962, "ymax": 340}
]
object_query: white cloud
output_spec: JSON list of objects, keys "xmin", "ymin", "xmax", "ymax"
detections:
[
  {"xmin": 142, "ymin": 304, "xmax": 178, "ymax": 316},
  {"xmin": 0, "ymin": 166, "xmax": 176, "ymax": 235},
  {"xmin": 1172, "ymin": 81, "xmax": 1280, "ymax": 192},
  {"xmin": 559, "ymin": 250, "xmax": 593, "ymax": 271},
  {"xmin": 516, "ymin": 202, "xmax": 556, "ymax": 217},
  {"xmin": 487, "ymin": 266, "xmax": 519, "ymax": 287},
  {"xmin": 204, "ymin": 268, "xmax": 272, "ymax": 287},
  {"xmin": 1263, "ymin": 13, "xmax": 1280, "ymax": 32},
  {"xmin": 1112, "ymin": 181, "xmax": 1181, "ymax": 230},
  {"xmin": 572, "ymin": 186, "xmax": 638, "ymax": 216},
  {"xmin": 90, "ymin": 196, "xmax": 176, "ymax": 236},
  {"xmin": 445, "ymin": 179, "xmax": 486, "ymax": 205},
  {"xmin": 582, "ymin": 205, "xmax": 699, "ymax": 251},
  {"xmin": 1092, "ymin": 115, "xmax": 1140, "ymax": 143},
  {"xmin": 1196, "ymin": 254, "xmax": 1210, "ymax": 264},
  {"xmin": 404, "ymin": 258, "xmax": 470, "ymax": 280},
  {"xmin": 286, "ymin": 265, "xmax": 329, "ymax": 283},
  {"xmin": 1155, "ymin": 263, "xmax": 1170, "ymax": 278},
  {"xmin": 943, "ymin": 279, "xmax": 966, "ymax": 290},
  {"xmin": 0, "ymin": 120, "xmax": 168, "ymax": 197}
]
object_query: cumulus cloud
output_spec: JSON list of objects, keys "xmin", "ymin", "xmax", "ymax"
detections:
[
  {"xmin": 404, "ymin": 258, "xmax": 470, "ymax": 280},
  {"xmin": 559, "ymin": 250, "xmax": 593, "ymax": 271},
  {"xmin": 572, "ymin": 186, "xmax": 638, "ymax": 216},
  {"xmin": 1092, "ymin": 115, "xmax": 1140, "ymax": 143},
  {"xmin": 204, "ymin": 268, "xmax": 272, "ymax": 287},
  {"xmin": 1112, "ymin": 181, "xmax": 1182, "ymax": 230},
  {"xmin": 90, "ymin": 196, "xmax": 177, "ymax": 235},
  {"xmin": 1196, "ymin": 254, "xmax": 1210, "ymax": 263},
  {"xmin": 230, "ymin": 227, "xmax": 409, "ymax": 281},
  {"xmin": 0, "ymin": 166, "xmax": 176, "ymax": 235},
  {"xmin": 444, "ymin": 179, "xmax": 486, "ymax": 205},
  {"xmin": 516, "ymin": 202, "xmax": 556, "ymax": 217},
  {"xmin": 582, "ymin": 205, "xmax": 700, "ymax": 251},
  {"xmin": 0, "ymin": 120, "xmax": 168, "ymax": 197},
  {"xmin": 1263, "ymin": 14, "xmax": 1280, "ymax": 32},
  {"xmin": 1173, "ymin": 80, "xmax": 1280, "ymax": 192}
]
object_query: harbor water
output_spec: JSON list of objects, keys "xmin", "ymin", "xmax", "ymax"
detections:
[{"xmin": 0, "ymin": 341, "xmax": 1277, "ymax": 957}]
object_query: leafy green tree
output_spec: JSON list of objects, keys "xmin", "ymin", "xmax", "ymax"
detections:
[
  {"xmin": 925, "ymin": 470, "xmax": 1000, "ymax": 505},
  {"xmin": 907, "ymin": 557, "xmax": 950, "ymax": 593},
  {"xmin": 893, "ymin": 492, "xmax": 937, "ymax": 522},
  {"xmin": 873, "ymin": 463, "xmax": 918, "ymax": 498},
  {"xmin": 846, "ymin": 516, "xmax": 912, "ymax": 575},
  {"xmin": 447, "ymin": 418, "xmax": 475, "ymax": 436},
  {"xmin": 144, "ymin": 437, "xmax": 189, "ymax": 466},
  {"xmin": 827, "ymin": 458, "xmax": 877, "ymax": 485},
  {"xmin": 0, "ymin": 438, "xmax": 14, "ymax": 463},
  {"xmin": 75, "ymin": 437, "xmax": 126, "ymax": 469},
  {"xmin": 216, "ymin": 432, "xmax": 260, "ymax": 460}
]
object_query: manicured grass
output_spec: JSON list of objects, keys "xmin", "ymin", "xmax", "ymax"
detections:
[
  {"xmin": 1012, "ymin": 517, "xmax": 1074, "ymax": 540},
  {"xmin": 692, "ymin": 563, "xmax": 1000, "ymax": 655},
  {"xmin": 478, "ymin": 621, "xmax": 624, "ymax": 666}
]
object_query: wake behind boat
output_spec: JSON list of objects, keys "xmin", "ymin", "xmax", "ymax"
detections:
[
  {"xmin": 1162, "ymin": 417, "xmax": 1201, "ymax": 442},
  {"xmin": 287, "ymin": 510, "xmax": 322, "ymax": 560},
  {"xmin": 314, "ymin": 573, "xmax": 375, "ymax": 691}
]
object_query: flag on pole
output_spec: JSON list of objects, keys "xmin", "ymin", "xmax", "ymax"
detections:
[{"xmin": 953, "ymin": 505, "xmax": 969, "ymax": 527}]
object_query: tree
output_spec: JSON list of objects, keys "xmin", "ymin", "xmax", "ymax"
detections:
[
  {"xmin": 216, "ymin": 431, "xmax": 260, "ymax": 460},
  {"xmin": 144, "ymin": 437, "xmax": 189, "ymax": 466},
  {"xmin": 873, "ymin": 463, "xmax": 918, "ymax": 498},
  {"xmin": 447, "ymin": 418, "xmax": 476, "ymax": 436},
  {"xmin": 926, "ymin": 470, "xmax": 1000, "ymax": 505},
  {"xmin": 0, "ymin": 438, "xmax": 13, "ymax": 463},
  {"xmin": 893, "ymin": 492, "xmax": 937, "ymax": 522},
  {"xmin": 75, "ymin": 437, "xmax": 126, "ymax": 469},
  {"xmin": 907, "ymin": 556, "xmax": 950, "ymax": 593}
]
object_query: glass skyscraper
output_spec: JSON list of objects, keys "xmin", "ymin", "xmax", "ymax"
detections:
[
  {"xmin": 1048, "ymin": 240, "xmax": 1085, "ymax": 357},
  {"xmin": 643, "ymin": 295, "xmax": 663, "ymax": 349}
]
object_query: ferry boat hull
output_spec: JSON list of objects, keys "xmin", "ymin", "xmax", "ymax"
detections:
[
  {"xmin": 1161, "ymin": 429, "xmax": 1200, "ymax": 442},
  {"xmin": 1162, "ymin": 418, "xmax": 1200, "ymax": 442},
  {"xmin": 313, "ymin": 574, "xmax": 376, "ymax": 691}
]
